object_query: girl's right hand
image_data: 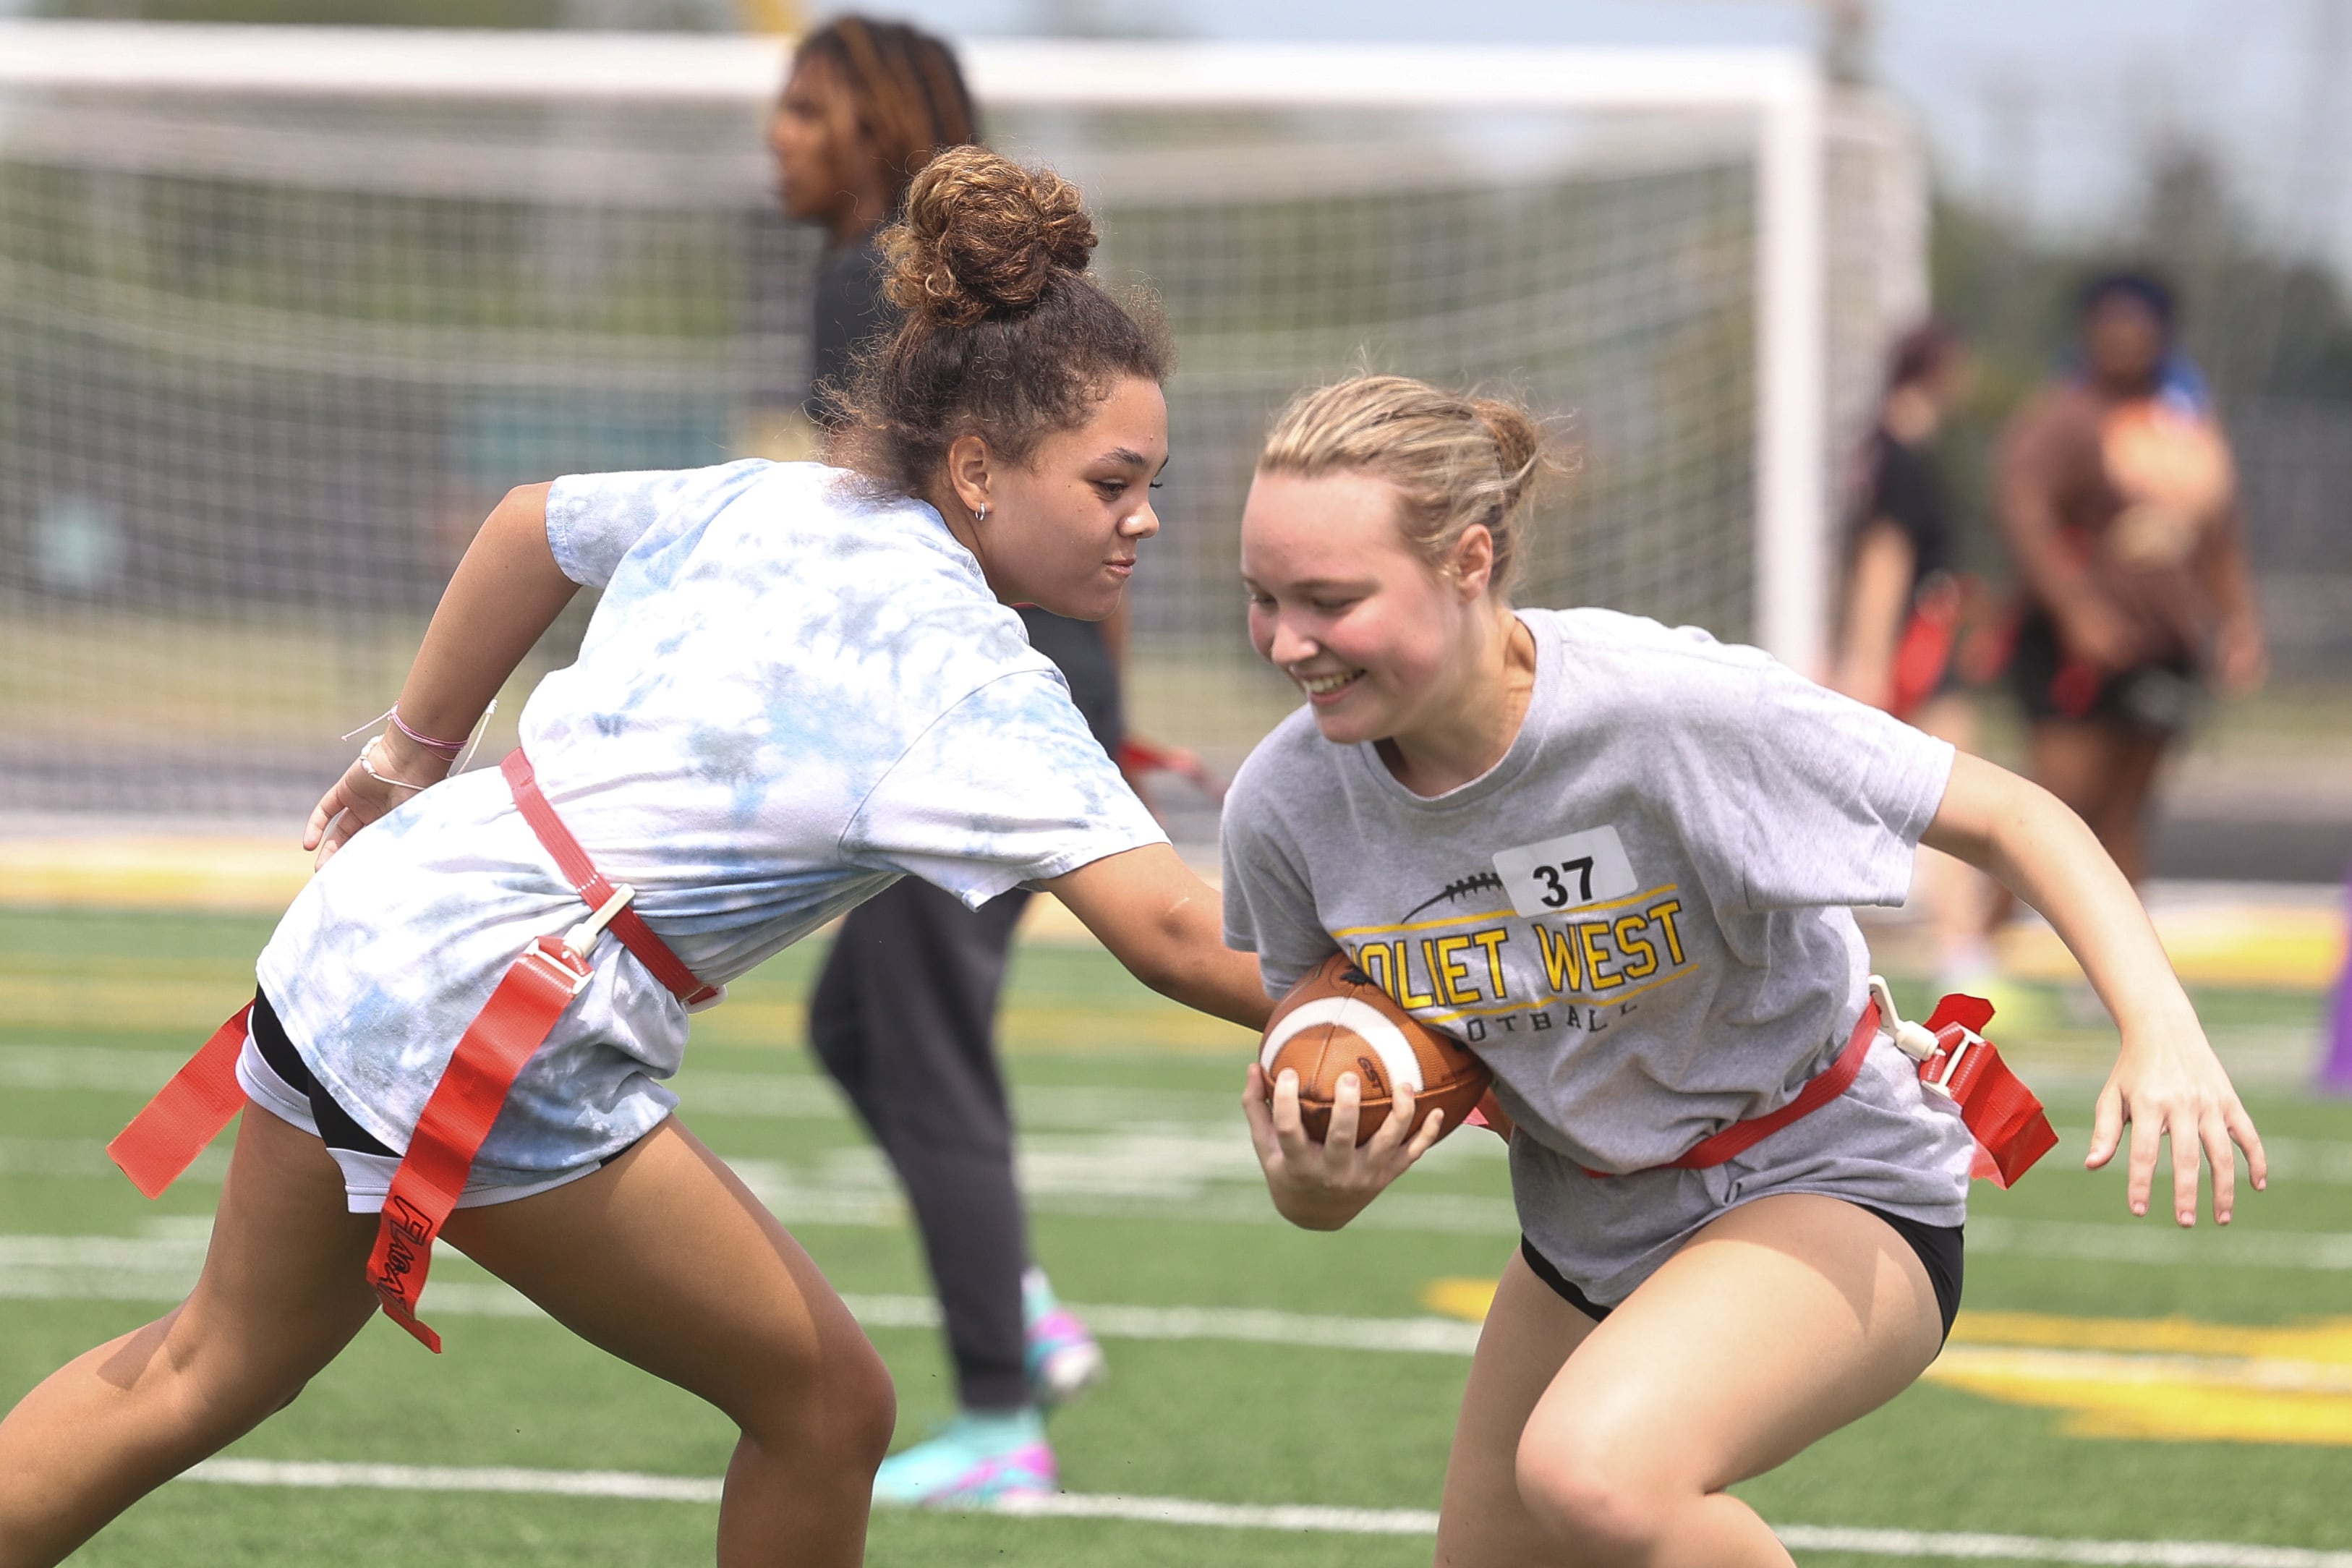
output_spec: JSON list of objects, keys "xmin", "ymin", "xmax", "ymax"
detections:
[
  {"xmin": 303, "ymin": 736, "xmax": 448, "ymax": 868},
  {"xmin": 1242, "ymin": 1062, "xmax": 1445, "ymax": 1231}
]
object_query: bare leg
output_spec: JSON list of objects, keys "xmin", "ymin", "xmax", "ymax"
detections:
[
  {"xmin": 443, "ymin": 1118, "xmax": 894, "ymax": 1568},
  {"xmin": 0, "ymin": 1108, "xmax": 891, "ymax": 1568},
  {"xmin": 2027, "ymin": 719, "xmax": 2169, "ymax": 886},
  {"xmin": 1439, "ymin": 1195, "xmax": 1946, "ymax": 1568},
  {"xmin": 0, "ymin": 1106, "xmax": 380, "ymax": 1568},
  {"xmin": 1434, "ymin": 1248, "xmax": 1601, "ymax": 1567}
]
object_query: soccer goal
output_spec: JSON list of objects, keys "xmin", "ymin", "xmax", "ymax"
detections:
[{"xmin": 0, "ymin": 22, "xmax": 1924, "ymax": 824}]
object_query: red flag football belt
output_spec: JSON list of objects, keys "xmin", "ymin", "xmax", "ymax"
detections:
[
  {"xmin": 106, "ymin": 749, "xmax": 717, "ymax": 1352},
  {"xmin": 1582, "ymin": 982, "xmax": 2057, "ymax": 1187}
]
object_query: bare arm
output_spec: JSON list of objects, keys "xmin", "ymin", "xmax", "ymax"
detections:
[
  {"xmin": 2196, "ymin": 503, "xmax": 2268, "ymax": 694},
  {"xmin": 1041, "ymin": 843, "xmax": 1273, "ymax": 1031},
  {"xmin": 1998, "ymin": 414, "xmax": 2137, "ymax": 669},
  {"xmin": 304, "ymin": 482, "xmax": 577, "ymax": 862},
  {"xmin": 1920, "ymin": 751, "xmax": 2264, "ymax": 1224},
  {"xmin": 1831, "ymin": 523, "xmax": 1916, "ymax": 707}
]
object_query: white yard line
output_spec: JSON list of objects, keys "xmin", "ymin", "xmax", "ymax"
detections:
[
  {"xmin": 994, "ymin": 1489, "xmax": 1437, "ymax": 1535},
  {"xmin": 0, "ymin": 1232, "xmax": 1483, "ymax": 1351},
  {"xmin": 19, "ymin": 1235, "xmax": 2352, "ymax": 1397},
  {"xmin": 173, "ymin": 1459, "xmax": 2352, "ymax": 1563},
  {"xmin": 0, "ymin": 1123, "xmax": 1514, "ymax": 1232},
  {"xmin": 187, "ymin": 1458, "xmax": 723, "ymax": 1503},
  {"xmin": 1970, "ymin": 1218, "xmax": 2352, "ymax": 1272},
  {"xmin": 0, "ymin": 1047, "xmax": 1253, "ymax": 1135},
  {"xmin": 838, "ymin": 1295, "xmax": 1486, "ymax": 1355},
  {"xmin": 2044, "ymin": 1127, "xmax": 2352, "ymax": 1186},
  {"xmin": 0, "ymin": 1044, "xmax": 187, "ymax": 1093}
]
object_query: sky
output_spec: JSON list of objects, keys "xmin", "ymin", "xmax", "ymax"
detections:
[{"xmin": 845, "ymin": 0, "xmax": 2352, "ymax": 276}]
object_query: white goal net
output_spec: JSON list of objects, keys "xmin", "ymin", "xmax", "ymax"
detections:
[{"xmin": 0, "ymin": 25, "xmax": 1924, "ymax": 828}]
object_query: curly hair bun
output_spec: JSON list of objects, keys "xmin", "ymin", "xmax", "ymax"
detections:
[{"xmin": 881, "ymin": 147, "xmax": 1098, "ymax": 328}]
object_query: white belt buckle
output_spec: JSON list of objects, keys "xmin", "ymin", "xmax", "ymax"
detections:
[
  {"xmin": 1867, "ymin": 974, "xmax": 1942, "ymax": 1063},
  {"xmin": 563, "ymin": 883, "xmax": 636, "ymax": 962},
  {"xmin": 1921, "ymin": 1025, "xmax": 1982, "ymax": 1100},
  {"xmin": 523, "ymin": 936, "xmax": 598, "ymax": 999}
]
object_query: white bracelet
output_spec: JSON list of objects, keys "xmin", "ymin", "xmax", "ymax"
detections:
[{"xmin": 357, "ymin": 736, "xmax": 435, "ymax": 794}]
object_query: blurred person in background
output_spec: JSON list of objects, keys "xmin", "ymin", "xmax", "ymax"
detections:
[
  {"xmin": 767, "ymin": 15, "xmax": 1116, "ymax": 1508},
  {"xmin": 1833, "ymin": 323, "xmax": 1999, "ymax": 990},
  {"xmin": 1997, "ymin": 272, "xmax": 2267, "ymax": 888}
]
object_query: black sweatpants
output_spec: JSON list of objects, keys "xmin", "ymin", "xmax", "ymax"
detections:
[
  {"xmin": 810, "ymin": 877, "xmax": 1036, "ymax": 1411},
  {"xmin": 807, "ymin": 607, "xmax": 1122, "ymax": 1415}
]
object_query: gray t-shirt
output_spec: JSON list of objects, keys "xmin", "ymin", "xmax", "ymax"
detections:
[{"xmin": 1222, "ymin": 608, "xmax": 1977, "ymax": 1300}]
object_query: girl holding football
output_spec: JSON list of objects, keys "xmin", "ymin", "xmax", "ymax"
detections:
[{"xmin": 1224, "ymin": 374, "xmax": 2262, "ymax": 1568}]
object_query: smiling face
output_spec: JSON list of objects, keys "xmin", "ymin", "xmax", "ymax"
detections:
[
  {"xmin": 944, "ymin": 375, "xmax": 1169, "ymax": 621},
  {"xmin": 1241, "ymin": 469, "xmax": 1495, "ymax": 747}
]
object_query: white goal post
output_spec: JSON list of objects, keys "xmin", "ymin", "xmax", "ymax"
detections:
[{"xmin": 0, "ymin": 22, "xmax": 1921, "ymax": 823}]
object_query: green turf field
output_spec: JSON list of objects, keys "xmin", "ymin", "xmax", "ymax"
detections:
[{"xmin": 4, "ymin": 906, "xmax": 2348, "ymax": 1567}]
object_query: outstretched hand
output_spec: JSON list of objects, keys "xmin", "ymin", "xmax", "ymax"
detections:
[
  {"xmin": 1242, "ymin": 1062, "xmax": 1444, "ymax": 1232},
  {"xmin": 2084, "ymin": 1010, "xmax": 2266, "ymax": 1227},
  {"xmin": 303, "ymin": 737, "xmax": 448, "ymax": 868}
]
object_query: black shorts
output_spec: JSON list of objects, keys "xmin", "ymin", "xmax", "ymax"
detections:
[
  {"xmin": 2011, "ymin": 610, "xmax": 2197, "ymax": 735},
  {"xmin": 248, "ymin": 989, "xmax": 397, "ymax": 1157},
  {"xmin": 1520, "ymin": 1203, "xmax": 1964, "ymax": 1344}
]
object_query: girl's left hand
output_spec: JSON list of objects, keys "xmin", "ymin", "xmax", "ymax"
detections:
[
  {"xmin": 1242, "ymin": 1062, "xmax": 1444, "ymax": 1231},
  {"xmin": 2086, "ymin": 1013, "xmax": 2266, "ymax": 1226}
]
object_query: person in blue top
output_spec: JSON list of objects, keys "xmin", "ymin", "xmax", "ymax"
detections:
[{"xmin": 0, "ymin": 148, "xmax": 1271, "ymax": 1568}]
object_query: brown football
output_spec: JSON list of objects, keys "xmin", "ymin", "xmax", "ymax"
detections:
[{"xmin": 1260, "ymin": 953, "xmax": 1492, "ymax": 1147}]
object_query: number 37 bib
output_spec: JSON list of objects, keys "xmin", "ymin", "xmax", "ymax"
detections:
[{"xmin": 1492, "ymin": 826, "xmax": 1638, "ymax": 916}]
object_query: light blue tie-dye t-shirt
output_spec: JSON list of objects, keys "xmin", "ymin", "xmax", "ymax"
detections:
[{"xmin": 257, "ymin": 460, "xmax": 1164, "ymax": 1183}]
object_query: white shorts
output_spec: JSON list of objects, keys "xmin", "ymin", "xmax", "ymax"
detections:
[{"xmin": 237, "ymin": 1026, "xmax": 602, "ymax": 1216}]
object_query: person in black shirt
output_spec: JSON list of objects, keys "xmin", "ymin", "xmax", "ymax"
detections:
[
  {"xmin": 768, "ymin": 17, "xmax": 1115, "ymax": 1506},
  {"xmin": 1832, "ymin": 323, "xmax": 1996, "ymax": 987}
]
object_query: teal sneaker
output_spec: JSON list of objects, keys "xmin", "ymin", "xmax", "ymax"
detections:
[
  {"xmin": 1023, "ymin": 1266, "xmax": 1108, "ymax": 1409},
  {"xmin": 872, "ymin": 1408, "xmax": 1055, "ymax": 1507}
]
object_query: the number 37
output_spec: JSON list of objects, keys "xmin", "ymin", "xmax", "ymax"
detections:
[{"xmin": 1530, "ymin": 856, "xmax": 1595, "ymax": 908}]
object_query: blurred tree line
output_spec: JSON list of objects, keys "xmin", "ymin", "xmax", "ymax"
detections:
[{"xmin": 1928, "ymin": 141, "xmax": 2352, "ymax": 579}]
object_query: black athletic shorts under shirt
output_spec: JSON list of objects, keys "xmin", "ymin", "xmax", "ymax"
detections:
[
  {"xmin": 249, "ymin": 989, "xmax": 398, "ymax": 1157},
  {"xmin": 1519, "ymin": 1203, "xmax": 1964, "ymax": 1344}
]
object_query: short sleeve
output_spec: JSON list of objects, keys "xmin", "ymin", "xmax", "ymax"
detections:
[
  {"xmin": 840, "ymin": 669, "xmax": 1167, "ymax": 907},
  {"xmin": 1711, "ymin": 660, "xmax": 1956, "ymax": 911},
  {"xmin": 545, "ymin": 461, "xmax": 772, "ymax": 589},
  {"xmin": 1870, "ymin": 443, "xmax": 1935, "ymax": 553},
  {"xmin": 1220, "ymin": 749, "xmax": 1335, "ymax": 999}
]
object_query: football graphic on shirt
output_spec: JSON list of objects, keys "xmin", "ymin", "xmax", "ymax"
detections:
[{"xmin": 1260, "ymin": 953, "xmax": 1492, "ymax": 1146}]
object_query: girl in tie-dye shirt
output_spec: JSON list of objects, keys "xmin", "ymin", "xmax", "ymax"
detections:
[{"xmin": 0, "ymin": 150, "xmax": 1270, "ymax": 1568}]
